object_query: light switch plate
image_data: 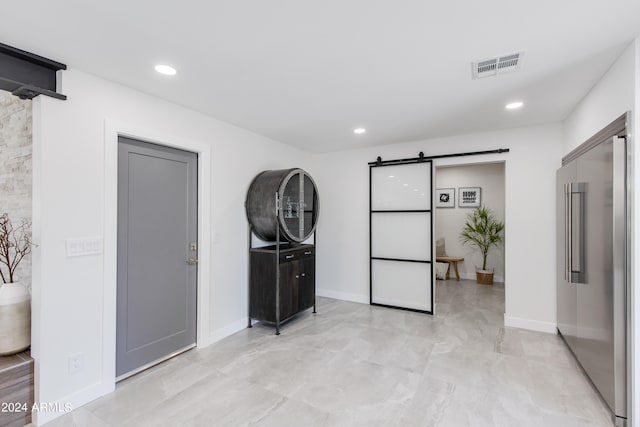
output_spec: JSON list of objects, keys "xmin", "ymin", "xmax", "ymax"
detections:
[{"xmin": 66, "ymin": 237, "xmax": 103, "ymax": 257}]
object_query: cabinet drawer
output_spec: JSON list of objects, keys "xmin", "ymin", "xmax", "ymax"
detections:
[
  {"xmin": 279, "ymin": 247, "xmax": 314, "ymax": 262},
  {"xmin": 300, "ymin": 248, "xmax": 315, "ymax": 258},
  {"xmin": 280, "ymin": 252, "xmax": 299, "ymax": 262}
]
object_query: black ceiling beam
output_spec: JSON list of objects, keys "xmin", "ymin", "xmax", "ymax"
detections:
[{"xmin": 0, "ymin": 42, "xmax": 67, "ymax": 100}]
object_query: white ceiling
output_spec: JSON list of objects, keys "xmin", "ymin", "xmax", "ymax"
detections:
[{"xmin": 2, "ymin": 1, "xmax": 639, "ymax": 152}]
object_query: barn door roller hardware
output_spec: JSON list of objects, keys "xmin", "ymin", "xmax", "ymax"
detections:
[{"xmin": 0, "ymin": 42, "xmax": 67, "ymax": 100}]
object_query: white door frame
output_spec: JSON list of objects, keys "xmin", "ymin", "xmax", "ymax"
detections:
[{"xmin": 102, "ymin": 119, "xmax": 212, "ymax": 393}]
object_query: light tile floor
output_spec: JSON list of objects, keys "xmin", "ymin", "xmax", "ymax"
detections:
[{"xmin": 45, "ymin": 279, "xmax": 614, "ymax": 426}]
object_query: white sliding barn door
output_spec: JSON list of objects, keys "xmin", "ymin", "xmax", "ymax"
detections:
[{"xmin": 370, "ymin": 161, "xmax": 433, "ymax": 313}]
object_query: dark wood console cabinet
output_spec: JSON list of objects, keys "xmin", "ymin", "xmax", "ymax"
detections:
[{"xmin": 249, "ymin": 244, "xmax": 315, "ymax": 334}]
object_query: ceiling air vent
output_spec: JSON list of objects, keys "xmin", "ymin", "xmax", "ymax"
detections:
[{"xmin": 472, "ymin": 52, "xmax": 524, "ymax": 79}]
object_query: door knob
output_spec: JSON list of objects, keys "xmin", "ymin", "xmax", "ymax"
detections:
[{"xmin": 186, "ymin": 258, "xmax": 199, "ymax": 265}]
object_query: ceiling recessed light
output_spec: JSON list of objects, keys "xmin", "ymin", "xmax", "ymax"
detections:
[
  {"xmin": 403, "ymin": 183, "xmax": 409, "ymax": 187},
  {"xmin": 505, "ymin": 101, "xmax": 523, "ymax": 110},
  {"xmin": 353, "ymin": 128, "xmax": 366, "ymax": 134},
  {"xmin": 155, "ymin": 64, "xmax": 177, "ymax": 76},
  {"xmin": 388, "ymin": 175, "xmax": 395, "ymax": 178}
]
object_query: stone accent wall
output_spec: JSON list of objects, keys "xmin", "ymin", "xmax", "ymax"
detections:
[{"xmin": 0, "ymin": 90, "xmax": 32, "ymax": 286}]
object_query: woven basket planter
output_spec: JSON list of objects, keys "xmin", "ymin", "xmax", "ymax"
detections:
[{"xmin": 475, "ymin": 269, "xmax": 494, "ymax": 285}]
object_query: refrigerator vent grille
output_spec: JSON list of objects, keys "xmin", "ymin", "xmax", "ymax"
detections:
[{"xmin": 472, "ymin": 52, "xmax": 524, "ymax": 79}]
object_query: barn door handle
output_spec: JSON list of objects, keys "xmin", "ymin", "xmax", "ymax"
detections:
[
  {"xmin": 186, "ymin": 258, "xmax": 199, "ymax": 265},
  {"xmin": 285, "ymin": 254, "xmax": 294, "ymax": 259}
]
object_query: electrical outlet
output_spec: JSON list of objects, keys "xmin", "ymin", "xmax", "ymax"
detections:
[{"xmin": 68, "ymin": 352, "xmax": 84, "ymax": 375}]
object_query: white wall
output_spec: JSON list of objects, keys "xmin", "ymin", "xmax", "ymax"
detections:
[
  {"xmin": 564, "ymin": 41, "xmax": 636, "ymax": 153},
  {"xmin": 435, "ymin": 163, "xmax": 505, "ymax": 281},
  {"xmin": 562, "ymin": 37, "xmax": 638, "ymax": 427},
  {"xmin": 310, "ymin": 123, "xmax": 563, "ymax": 332},
  {"xmin": 635, "ymin": 36, "xmax": 640, "ymax": 427},
  {"xmin": 635, "ymin": 37, "xmax": 640, "ymax": 427},
  {"xmin": 31, "ymin": 69, "xmax": 310, "ymax": 424}
]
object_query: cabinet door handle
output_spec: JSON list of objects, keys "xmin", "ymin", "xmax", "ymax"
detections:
[
  {"xmin": 295, "ymin": 275, "xmax": 299, "ymax": 279},
  {"xmin": 301, "ymin": 273, "xmax": 306, "ymax": 277},
  {"xmin": 186, "ymin": 258, "xmax": 199, "ymax": 265},
  {"xmin": 304, "ymin": 251, "xmax": 312, "ymax": 255},
  {"xmin": 285, "ymin": 254, "xmax": 294, "ymax": 259}
]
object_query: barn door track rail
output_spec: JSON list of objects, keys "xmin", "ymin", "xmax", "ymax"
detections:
[{"xmin": 368, "ymin": 148, "xmax": 510, "ymax": 166}]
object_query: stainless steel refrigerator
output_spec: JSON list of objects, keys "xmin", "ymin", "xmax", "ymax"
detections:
[{"xmin": 556, "ymin": 113, "xmax": 629, "ymax": 427}]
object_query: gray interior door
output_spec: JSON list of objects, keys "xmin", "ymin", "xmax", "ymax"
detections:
[{"xmin": 117, "ymin": 137, "xmax": 198, "ymax": 378}]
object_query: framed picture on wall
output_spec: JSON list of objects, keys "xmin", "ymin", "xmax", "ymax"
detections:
[
  {"xmin": 459, "ymin": 187, "xmax": 481, "ymax": 208},
  {"xmin": 435, "ymin": 188, "xmax": 455, "ymax": 208}
]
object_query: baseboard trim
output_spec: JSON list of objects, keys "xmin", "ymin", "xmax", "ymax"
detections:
[
  {"xmin": 316, "ymin": 288, "xmax": 369, "ymax": 304},
  {"xmin": 33, "ymin": 381, "xmax": 113, "ymax": 426},
  {"xmin": 199, "ymin": 317, "xmax": 250, "ymax": 348},
  {"xmin": 504, "ymin": 315, "xmax": 557, "ymax": 334}
]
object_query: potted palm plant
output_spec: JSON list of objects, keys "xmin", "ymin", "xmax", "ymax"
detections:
[
  {"xmin": 0, "ymin": 213, "xmax": 33, "ymax": 355},
  {"xmin": 459, "ymin": 206, "xmax": 504, "ymax": 285}
]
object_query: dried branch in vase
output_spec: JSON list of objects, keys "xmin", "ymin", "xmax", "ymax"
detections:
[{"xmin": 0, "ymin": 213, "xmax": 33, "ymax": 284}]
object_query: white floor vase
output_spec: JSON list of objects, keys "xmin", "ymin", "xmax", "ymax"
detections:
[{"xmin": 0, "ymin": 282, "xmax": 31, "ymax": 355}]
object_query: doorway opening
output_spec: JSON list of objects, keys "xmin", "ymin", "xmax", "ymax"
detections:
[
  {"xmin": 101, "ymin": 120, "xmax": 213, "ymax": 395},
  {"xmin": 434, "ymin": 162, "xmax": 506, "ymax": 312}
]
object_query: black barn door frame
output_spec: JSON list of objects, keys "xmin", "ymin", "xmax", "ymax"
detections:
[{"xmin": 369, "ymin": 159, "xmax": 433, "ymax": 313}]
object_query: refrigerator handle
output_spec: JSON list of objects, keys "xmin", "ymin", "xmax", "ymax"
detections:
[
  {"xmin": 569, "ymin": 182, "xmax": 588, "ymax": 284},
  {"xmin": 563, "ymin": 183, "xmax": 568, "ymax": 282},
  {"xmin": 567, "ymin": 182, "xmax": 573, "ymax": 284}
]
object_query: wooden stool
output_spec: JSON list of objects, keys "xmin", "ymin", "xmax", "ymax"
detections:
[{"xmin": 436, "ymin": 256, "xmax": 464, "ymax": 281}]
